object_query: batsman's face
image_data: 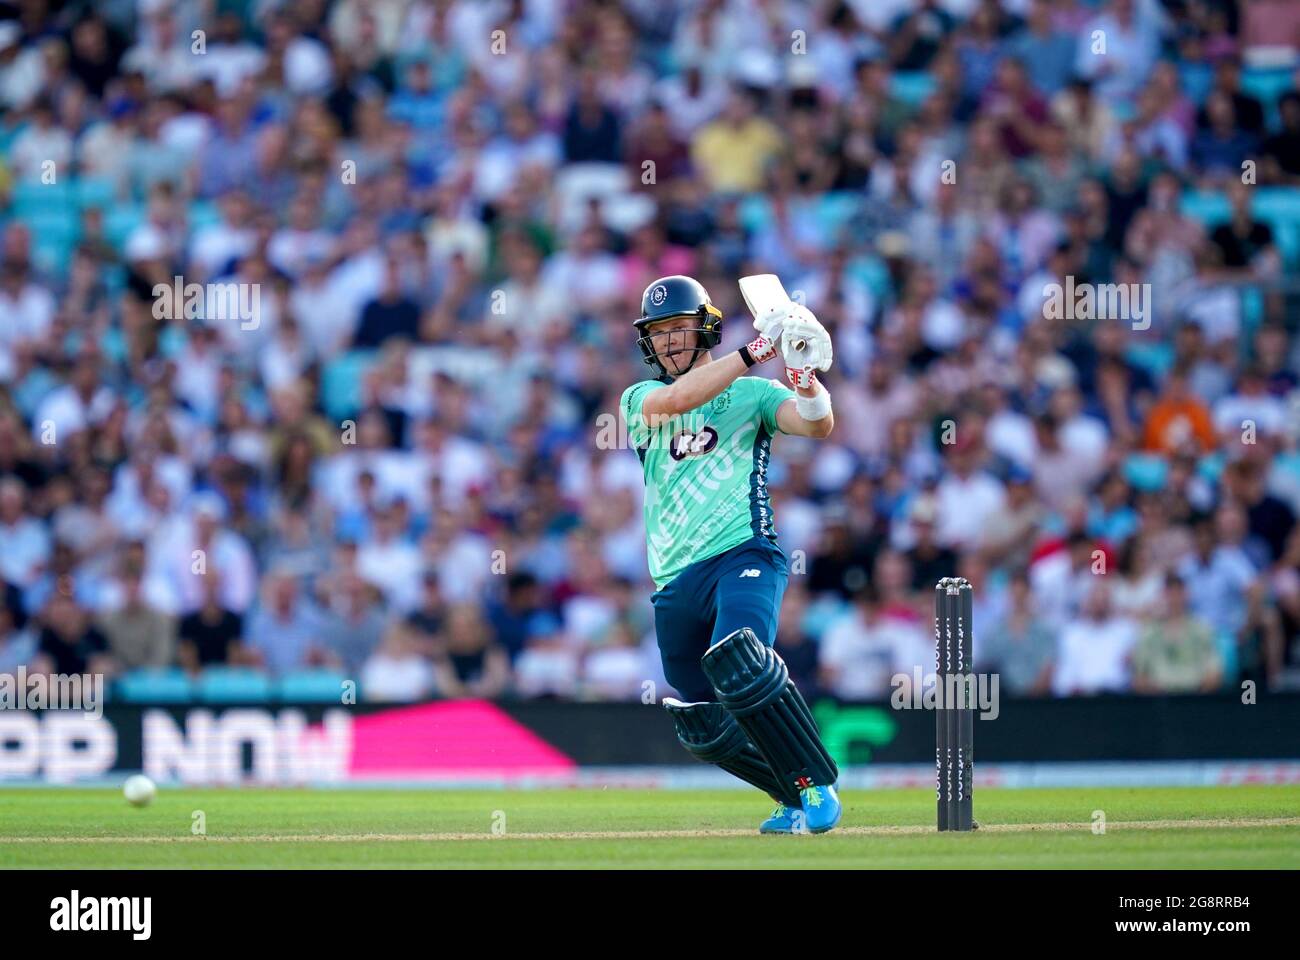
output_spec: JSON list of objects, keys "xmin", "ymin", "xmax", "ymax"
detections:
[{"xmin": 646, "ymin": 317, "xmax": 700, "ymax": 375}]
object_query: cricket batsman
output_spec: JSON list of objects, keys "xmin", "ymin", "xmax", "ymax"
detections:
[{"xmin": 621, "ymin": 275, "xmax": 841, "ymax": 834}]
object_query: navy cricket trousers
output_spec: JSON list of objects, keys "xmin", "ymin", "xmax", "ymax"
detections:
[{"xmin": 651, "ymin": 535, "xmax": 789, "ymax": 703}]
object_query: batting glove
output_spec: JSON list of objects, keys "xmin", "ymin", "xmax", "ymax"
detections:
[{"xmin": 781, "ymin": 306, "xmax": 833, "ymax": 388}]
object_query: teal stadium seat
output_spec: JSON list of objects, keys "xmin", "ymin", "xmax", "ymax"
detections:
[
  {"xmin": 1240, "ymin": 285, "xmax": 1265, "ymax": 332},
  {"xmin": 737, "ymin": 194, "xmax": 772, "ymax": 233},
  {"xmin": 735, "ymin": 193, "xmax": 861, "ymax": 253},
  {"xmin": 891, "ymin": 71, "xmax": 936, "ymax": 107},
  {"xmin": 1123, "ymin": 453, "xmax": 1169, "ymax": 492},
  {"xmin": 1272, "ymin": 221, "xmax": 1299, "ymax": 265},
  {"xmin": 1124, "ymin": 341, "xmax": 1174, "ymax": 379},
  {"xmin": 277, "ymin": 669, "xmax": 350, "ymax": 703},
  {"xmin": 803, "ymin": 593, "xmax": 849, "ymax": 642},
  {"xmin": 196, "ymin": 666, "xmax": 274, "ymax": 703},
  {"xmin": 188, "ymin": 199, "xmax": 221, "ymax": 231},
  {"xmin": 1179, "ymin": 191, "xmax": 1231, "ymax": 227},
  {"xmin": 1240, "ymin": 67, "xmax": 1295, "ymax": 130},
  {"xmin": 115, "ymin": 667, "xmax": 195, "ymax": 703},
  {"xmin": 320, "ymin": 349, "xmax": 377, "ymax": 422},
  {"xmin": 11, "ymin": 178, "xmax": 74, "ymax": 215},
  {"xmin": 1274, "ymin": 449, "xmax": 1300, "ymax": 484},
  {"xmin": 816, "ymin": 191, "xmax": 860, "ymax": 236},
  {"xmin": 1215, "ymin": 630, "xmax": 1238, "ymax": 689},
  {"xmin": 104, "ymin": 203, "xmax": 144, "ymax": 253},
  {"xmin": 1255, "ymin": 188, "xmax": 1300, "ymax": 265},
  {"xmin": 852, "ymin": 254, "xmax": 892, "ymax": 302},
  {"xmin": 30, "ymin": 237, "xmax": 76, "ymax": 279},
  {"xmin": 22, "ymin": 206, "xmax": 80, "ymax": 278},
  {"xmin": 20, "ymin": 206, "xmax": 79, "ymax": 241},
  {"xmin": 1255, "ymin": 187, "xmax": 1300, "ymax": 219},
  {"xmin": 1197, "ymin": 451, "xmax": 1226, "ymax": 484},
  {"xmin": 0, "ymin": 121, "xmax": 22, "ymax": 155},
  {"xmin": 1182, "ymin": 188, "xmax": 1300, "ymax": 265},
  {"xmin": 74, "ymin": 176, "xmax": 116, "ymax": 209},
  {"xmin": 102, "ymin": 264, "xmax": 128, "ymax": 295}
]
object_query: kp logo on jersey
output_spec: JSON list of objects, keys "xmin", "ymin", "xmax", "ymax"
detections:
[{"xmin": 669, "ymin": 426, "xmax": 719, "ymax": 460}]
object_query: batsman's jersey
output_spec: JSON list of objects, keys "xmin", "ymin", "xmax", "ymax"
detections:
[{"xmin": 621, "ymin": 375, "xmax": 795, "ymax": 590}]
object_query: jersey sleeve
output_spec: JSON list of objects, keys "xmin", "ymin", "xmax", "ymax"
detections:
[
  {"xmin": 621, "ymin": 380, "xmax": 665, "ymax": 449},
  {"xmin": 756, "ymin": 376, "xmax": 796, "ymax": 435}
]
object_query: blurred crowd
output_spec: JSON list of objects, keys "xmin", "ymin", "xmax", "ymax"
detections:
[{"xmin": 1, "ymin": 0, "xmax": 1300, "ymax": 704}]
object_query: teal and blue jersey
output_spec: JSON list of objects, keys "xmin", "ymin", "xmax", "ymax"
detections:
[{"xmin": 620, "ymin": 375, "xmax": 796, "ymax": 589}]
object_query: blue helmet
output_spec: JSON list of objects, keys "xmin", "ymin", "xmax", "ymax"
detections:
[{"xmin": 634, "ymin": 275, "xmax": 723, "ymax": 379}]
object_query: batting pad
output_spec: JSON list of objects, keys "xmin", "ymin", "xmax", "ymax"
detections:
[
  {"xmin": 663, "ymin": 698, "xmax": 802, "ymax": 808},
  {"xmin": 700, "ymin": 628, "xmax": 839, "ymax": 791}
]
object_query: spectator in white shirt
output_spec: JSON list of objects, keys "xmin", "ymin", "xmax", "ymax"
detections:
[
  {"xmin": 32, "ymin": 350, "xmax": 116, "ymax": 442},
  {"xmin": 164, "ymin": 494, "xmax": 257, "ymax": 614},
  {"xmin": 8, "ymin": 98, "xmax": 73, "ymax": 180},
  {"xmin": 188, "ymin": 189, "xmax": 257, "ymax": 281},
  {"xmin": 514, "ymin": 612, "xmax": 580, "ymax": 698},
  {"xmin": 1052, "ymin": 581, "xmax": 1139, "ymax": 695},
  {"xmin": 474, "ymin": 100, "xmax": 561, "ymax": 203},
  {"xmin": 821, "ymin": 583, "xmax": 930, "ymax": 700},
  {"xmin": 1074, "ymin": 0, "xmax": 1161, "ymax": 105},
  {"xmin": 1030, "ymin": 532, "xmax": 1101, "ymax": 625},
  {"xmin": 0, "ymin": 478, "xmax": 49, "ymax": 587},
  {"xmin": 935, "ymin": 441, "xmax": 1007, "ymax": 549},
  {"xmin": 121, "ymin": 8, "xmax": 199, "ymax": 94},
  {"xmin": 356, "ymin": 498, "xmax": 423, "ymax": 614},
  {"xmin": 581, "ymin": 620, "xmax": 646, "ymax": 700},
  {"xmin": 268, "ymin": 192, "xmax": 335, "ymax": 279},
  {"xmin": 172, "ymin": 322, "xmax": 226, "ymax": 424},
  {"xmin": 194, "ymin": 12, "xmax": 267, "ymax": 96},
  {"xmin": 288, "ymin": 254, "xmax": 356, "ymax": 359},
  {"xmin": 0, "ymin": 23, "xmax": 45, "ymax": 110},
  {"xmin": 362, "ymin": 621, "xmax": 435, "ymax": 702},
  {"xmin": 1213, "ymin": 367, "xmax": 1288, "ymax": 444},
  {"xmin": 0, "ymin": 258, "xmax": 56, "ymax": 352},
  {"xmin": 539, "ymin": 225, "xmax": 623, "ymax": 318}
]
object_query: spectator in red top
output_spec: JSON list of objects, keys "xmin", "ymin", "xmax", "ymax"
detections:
[{"xmin": 981, "ymin": 57, "xmax": 1050, "ymax": 159}]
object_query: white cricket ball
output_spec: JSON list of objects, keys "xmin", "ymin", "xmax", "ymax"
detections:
[{"xmin": 123, "ymin": 774, "xmax": 157, "ymax": 807}]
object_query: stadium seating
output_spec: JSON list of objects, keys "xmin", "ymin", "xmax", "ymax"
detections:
[
  {"xmin": 276, "ymin": 669, "xmax": 351, "ymax": 703},
  {"xmin": 114, "ymin": 668, "xmax": 195, "ymax": 704},
  {"xmin": 195, "ymin": 668, "xmax": 275, "ymax": 704}
]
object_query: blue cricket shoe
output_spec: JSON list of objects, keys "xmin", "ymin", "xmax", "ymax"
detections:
[
  {"xmin": 759, "ymin": 803, "xmax": 799, "ymax": 834},
  {"xmin": 797, "ymin": 782, "xmax": 841, "ymax": 833}
]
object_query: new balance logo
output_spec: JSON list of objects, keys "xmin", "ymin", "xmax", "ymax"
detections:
[{"xmin": 739, "ymin": 569, "xmax": 761, "ymax": 578}]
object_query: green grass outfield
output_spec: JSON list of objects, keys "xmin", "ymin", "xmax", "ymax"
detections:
[{"xmin": 2, "ymin": 785, "xmax": 1298, "ymax": 868}]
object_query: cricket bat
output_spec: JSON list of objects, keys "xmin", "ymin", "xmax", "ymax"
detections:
[{"xmin": 739, "ymin": 274, "xmax": 806, "ymax": 351}]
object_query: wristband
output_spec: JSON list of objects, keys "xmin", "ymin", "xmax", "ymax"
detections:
[
  {"xmin": 795, "ymin": 383, "xmax": 832, "ymax": 421},
  {"xmin": 744, "ymin": 335, "xmax": 777, "ymax": 365},
  {"xmin": 738, "ymin": 345, "xmax": 756, "ymax": 368}
]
